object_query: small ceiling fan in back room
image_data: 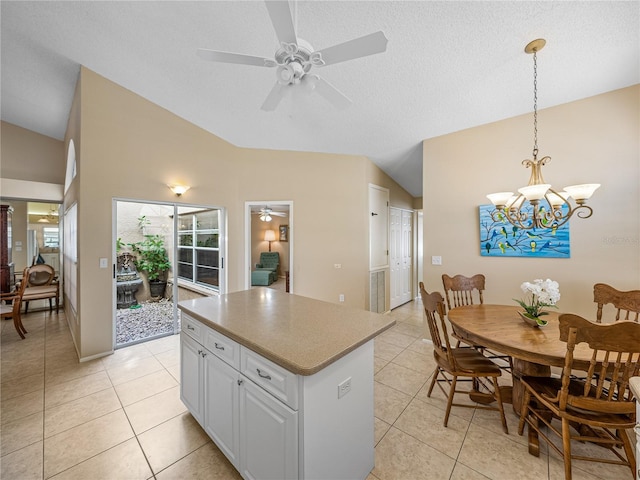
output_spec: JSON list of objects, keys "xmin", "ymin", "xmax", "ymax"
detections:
[
  {"xmin": 254, "ymin": 206, "xmax": 287, "ymax": 222},
  {"xmin": 197, "ymin": 0, "xmax": 388, "ymax": 111}
]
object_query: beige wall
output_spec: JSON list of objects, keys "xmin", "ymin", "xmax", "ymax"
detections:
[
  {"xmin": 67, "ymin": 67, "xmax": 413, "ymax": 359},
  {"xmin": 423, "ymin": 85, "xmax": 640, "ymax": 320},
  {"xmin": 1, "ymin": 121, "xmax": 65, "ymax": 184},
  {"xmin": 62, "ymin": 70, "xmax": 82, "ymax": 348}
]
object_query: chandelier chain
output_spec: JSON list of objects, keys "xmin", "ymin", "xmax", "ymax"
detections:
[{"xmin": 532, "ymin": 50, "xmax": 538, "ymax": 159}]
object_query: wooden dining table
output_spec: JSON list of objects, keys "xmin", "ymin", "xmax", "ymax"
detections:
[{"xmin": 447, "ymin": 304, "xmax": 598, "ymax": 456}]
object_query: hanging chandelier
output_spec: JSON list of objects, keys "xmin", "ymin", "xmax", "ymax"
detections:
[{"xmin": 486, "ymin": 39, "xmax": 599, "ymax": 230}]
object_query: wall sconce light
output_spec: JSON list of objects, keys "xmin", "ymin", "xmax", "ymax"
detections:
[
  {"xmin": 264, "ymin": 229, "xmax": 276, "ymax": 252},
  {"xmin": 168, "ymin": 185, "xmax": 191, "ymax": 196}
]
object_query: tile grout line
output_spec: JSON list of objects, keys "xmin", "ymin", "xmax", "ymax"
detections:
[{"xmin": 380, "ymin": 305, "xmax": 501, "ymax": 479}]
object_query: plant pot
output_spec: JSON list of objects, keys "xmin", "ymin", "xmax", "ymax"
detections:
[
  {"xmin": 518, "ymin": 311, "xmax": 547, "ymax": 327},
  {"xmin": 149, "ymin": 280, "xmax": 167, "ymax": 298}
]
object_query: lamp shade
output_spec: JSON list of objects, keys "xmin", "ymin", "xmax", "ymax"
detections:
[
  {"xmin": 487, "ymin": 192, "xmax": 514, "ymax": 207},
  {"xmin": 518, "ymin": 184, "xmax": 550, "ymax": 201},
  {"xmin": 563, "ymin": 184, "xmax": 600, "ymax": 201},
  {"xmin": 168, "ymin": 185, "xmax": 190, "ymax": 196},
  {"xmin": 264, "ymin": 230, "xmax": 276, "ymax": 242},
  {"xmin": 547, "ymin": 190, "xmax": 570, "ymax": 207}
]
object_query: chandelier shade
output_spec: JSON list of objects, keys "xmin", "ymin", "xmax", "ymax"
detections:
[{"xmin": 486, "ymin": 39, "xmax": 599, "ymax": 230}]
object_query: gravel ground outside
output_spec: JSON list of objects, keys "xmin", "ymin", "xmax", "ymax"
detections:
[{"xmin": 116, "ymin": 298, "xmax": 179, "ymax": 346}]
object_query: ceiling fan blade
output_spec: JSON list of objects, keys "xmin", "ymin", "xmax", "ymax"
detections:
[
  {"xmin": 265, "ymin": 0, "xmax": 297, "ymax": 46},
  {"xmin": 261, "ymin": 82, "xmax": 289, "ymax": 111},
  {"xmin": 271, "ymin": 212, "xmax": 287, "ymax": 217},
  {"xmin": 313, "ymin": 76, "xmax": 352, "ymax": 110},
  {"xmin": 314, "ymin": 31, "xmax": 388, "ymax": 67},
  {"xmin": 197, "ymin": 48, "xmax": 275, "ymax": 67}
]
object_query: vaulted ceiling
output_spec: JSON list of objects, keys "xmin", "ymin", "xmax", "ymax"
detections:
[{"xmin": 1, "ymin": 1, "xmax": 638, "ymax": 197}]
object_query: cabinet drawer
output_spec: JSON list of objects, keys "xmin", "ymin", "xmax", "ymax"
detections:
[
  {"xmin": 241, "ymin": 348, "xmax": 298, "ymax": 410},
  {"xmin": 182, "ymin": 314, "xmax": 204, "ymax": 343},
  {"xmin": 205, "ymin": 329, "xmax": 240, "ymax": 369}
]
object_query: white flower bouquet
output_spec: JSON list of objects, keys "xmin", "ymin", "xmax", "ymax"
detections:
[{"xmin": 514, "ymin": 278, "xmax": 560, "ymax": 326}]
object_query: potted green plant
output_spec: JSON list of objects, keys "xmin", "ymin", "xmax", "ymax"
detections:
[{"xmin": 129, "ymin": 216, "xmax": 171, "ymax": 298}]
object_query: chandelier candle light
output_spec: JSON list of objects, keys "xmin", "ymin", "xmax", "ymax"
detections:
[{"xmin": 487, "ymin": 39, "xmax": 600, "ymax": 230}]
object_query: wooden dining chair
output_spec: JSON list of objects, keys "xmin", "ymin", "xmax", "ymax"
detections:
[
  {"xmin": 0, "ymin": 277, "xmax": 28, "ymax": 339},
  {"xmin": 441, "ymin": 274, "xmax": 486, "ymax": 310},
  {"xmin": 442, "ymin": 273, "xmax": 512, "ymax": 371},
  {"xmin": 518, "ymin": 314, "xmax": 639, "ymax": 480},
  {"xmin": 593, "ymin": 283, "xmax": 640, "ymax": 323},
  {"xmin": 419, "ymin": 282, "xmax": 508, "ymax": 433}
]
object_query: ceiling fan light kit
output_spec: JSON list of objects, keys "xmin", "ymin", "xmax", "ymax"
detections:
[
  {"xmin": 486, "ymin": 38, "xmax": 600, "ymax": 230},
  {"xmin": 256, "ymin": 206, "xmax": 287, "ymax": 222},
  {"xmin": 197, "ymin": 0, "xmax": 388, "ymax": 111}
]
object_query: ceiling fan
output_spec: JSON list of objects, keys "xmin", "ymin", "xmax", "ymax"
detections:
[
  {"xmin": 197, "ymin": 0, "xmax": 388, "ymax": 111},
  {"xmin": 254, "ymin": 206, "xmax": 287, "ymax": 222}
]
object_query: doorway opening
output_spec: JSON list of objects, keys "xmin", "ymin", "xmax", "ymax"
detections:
[
  {"xmin": 114, "ymin": 200, "xmax": 226, "ymax": 348},
  {"xmin": 245, "ymin": 201, "xmax": 292, "ymax": 293}
]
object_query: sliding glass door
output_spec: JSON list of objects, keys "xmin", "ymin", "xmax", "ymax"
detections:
[{"xmin": 114, "ymin": 200, "xmax": 225, "ymax": 348}]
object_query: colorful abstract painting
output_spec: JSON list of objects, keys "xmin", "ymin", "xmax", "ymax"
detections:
[{"xmin": 479, "ymin": 204, "xmax": 570, "ymax": 258}]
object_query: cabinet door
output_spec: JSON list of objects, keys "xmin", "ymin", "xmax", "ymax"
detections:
[
  {"xmin": 239, "ymin": 379, "xmax": 298, "ymax": 480},
  {"xmin": 204, "ymin": 352, "xmax": 240, "ymax": 468},
  {"xmin": 180, "ymin": 333, "xmax": 204, "ymax": 424}
]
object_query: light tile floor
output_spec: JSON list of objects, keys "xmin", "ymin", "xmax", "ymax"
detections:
[{"xmin": 1, "ymin": 303, "xmax": 633, "ymax": 479}]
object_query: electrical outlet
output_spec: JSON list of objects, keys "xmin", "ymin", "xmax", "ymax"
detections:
[
  {"xmin": 431, "ymin": 255, "xmax": 442, "ymax": 265},
  {"xmin": 339, "ymin": 294, "xmax": 345, "ymax": 302},
  {"xmin": 99, "ymin": 258, "xmax": 108, "ymax": 268},
  {"xmin": 338, "ymin": 377, "xmax": 351, "ymax": 398},
  {"xmin": 334, "ymin": 263, "xmax": 342, "ymax": 269}
]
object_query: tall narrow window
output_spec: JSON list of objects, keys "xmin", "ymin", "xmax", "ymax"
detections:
[
  {"xmin": 177, "ymin": 209, "xmax": 220, "ymax": 290},
  {"xmin": 63, "ymin": 203, "xmax": 78, "ymax": 313},
  {"xmin": 43, "ymin": 227, "xmax": 59, "ymax": 248}
]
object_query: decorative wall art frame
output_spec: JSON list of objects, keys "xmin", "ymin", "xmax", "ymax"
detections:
[
  {"xmin": 479, "ymin": 204, "xmax": 570, "ymax": 258},
  {"xmin": 279, "ymin": 225, "xmax": 288, "ymax": 242}
]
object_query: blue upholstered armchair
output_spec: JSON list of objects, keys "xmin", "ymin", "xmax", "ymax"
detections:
[{"xmin": 255, "ymin": 252, "xmax": 279, "ymax": 283}]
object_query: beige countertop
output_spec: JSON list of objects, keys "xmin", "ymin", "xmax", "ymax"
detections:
[
  {"xmin": 178, "ymin": 288, "xmax": 395, "ymax": 376},
  {"xmin": 631, "ymin": 377, "xmax": 640, "ymax": 400}
]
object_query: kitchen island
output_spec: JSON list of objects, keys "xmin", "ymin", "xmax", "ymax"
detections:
[{"xmin": 178, "ymin": 288, "xmax": 395, "ymax": 480}]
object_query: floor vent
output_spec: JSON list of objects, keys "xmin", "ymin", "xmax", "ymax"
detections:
[{"xmin": 370, "ymin": 270, "xmax": 385, "ymax": 313}]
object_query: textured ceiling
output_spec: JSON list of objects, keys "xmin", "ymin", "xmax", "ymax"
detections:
[{"xmin": 1, "ymin": 1, "xmax": 638, "ymax": 197}]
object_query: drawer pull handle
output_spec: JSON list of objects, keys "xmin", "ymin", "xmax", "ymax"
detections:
[
  {"xmin": 256, "ymin": 369, "xmax": 272, "ymax": 380},
  {"xmin": 237, "ymin": 379, "xmax": 244, "ymax": 386},
  {"xmin": 214, "ymin": 343, "xmax": 225, "ymax": 350},
  {"xmin": 197, "ymin": 349, "xmax": 203, "ymax": 355},
  {"xmin": 187, "ymin": 325, "xmax": 195, "ymax": 331}
]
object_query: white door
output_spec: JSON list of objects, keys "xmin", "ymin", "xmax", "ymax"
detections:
[
  {"xmin": 390, "ymin": 208, "xmax": 413, "ymax": 309},
  {"xmin": 368, "ymin": 185, "xmax": 389, "ymax": 270},
  {"xmin": 204, "ymin": 353, "xmax": 240, "ymax": 468},
  {"xmin": 400, "ymin": 209, "xmax": 413, "ymax": 305},
  {"xmin": 389, "ymin": 208, "xmax": 402, "ymax": 309},
  {"xmin": 239, "ymin": 378, "xmax": 298, "ymax": 480}
]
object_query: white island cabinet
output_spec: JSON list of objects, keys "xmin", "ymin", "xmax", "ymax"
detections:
[{"xmin": 179, "ymin": 289, "xmax": 395, "ymax": 480}]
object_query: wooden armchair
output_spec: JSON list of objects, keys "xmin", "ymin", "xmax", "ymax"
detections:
[
  {"xmin": 518, "ymin": 314, "xmax": 639, "ymax": 479},
  {"xmin": 419, "ymin": 282, "xmax": 508, "ymax": 433},
  {"xmin": 593, "ymin": 283, "xmax": 640, "ymax": 323},
  {"xmin": 21, "ymin": 264, "xmax": 59, "ymax": 314},
  {"xmin": 1, "ymin": 277, "xmax": 28, "ymax": 338}
]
